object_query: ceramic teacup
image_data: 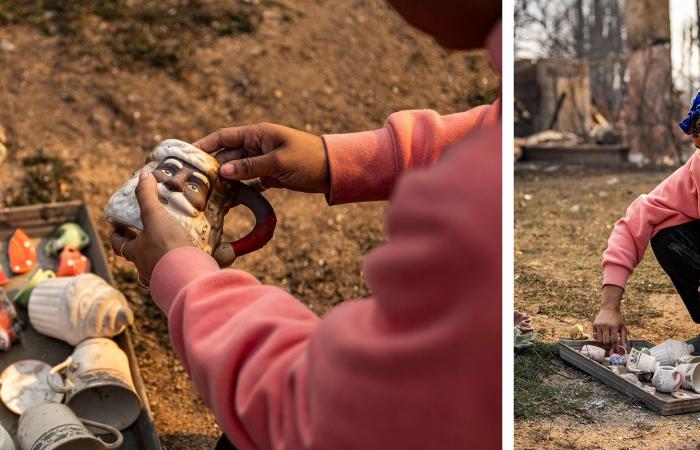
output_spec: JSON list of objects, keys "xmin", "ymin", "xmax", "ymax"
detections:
[
  {"xmin": 48, "ymin": 338, "xmax": 141, "ymax": 431},
  {"xmin": 677, "ymin": 354, "xmax": 700, "ymax": 365},
  {"xmin": 627, "ymin": 348, "xmax": 659, "ymax": 373},
  {"xmin": 677, "ymin": 362, "xmax": 700, "ymax": 392},
  {"xmin": 652, "ymin": 366, "xmax": 683, "ymax": 393},
  {"xmin": 0, "ymin": 424, "xmax": 14, "ymax": 450},
  {"xmin": 17, "ymin": 402, "xmax": 122, "ymax": 450},
  {"xmin": 579, "ymin": 345, "xmax": 605, "ymax": 363},
  {"xmin": 650, "ymin": 339, "xmax": 694, "ymax": 366}
]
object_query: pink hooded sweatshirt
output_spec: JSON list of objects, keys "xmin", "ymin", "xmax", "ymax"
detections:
[
  {"xmin": 603, "ymin": 155, "xmax": 700, "ymax": 288},
  {"xmin": 150, "ymin": 27, "xmax": 502, "ymax": 450}
]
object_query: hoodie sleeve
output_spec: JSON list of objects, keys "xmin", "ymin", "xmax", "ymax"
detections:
[
  {"xmin": 321, "ymin": 104, "xmax": 499, "ymax": 204},
  {"xmin": 603, "ymin": 157, "xmax": 700, "ymax": 288}
]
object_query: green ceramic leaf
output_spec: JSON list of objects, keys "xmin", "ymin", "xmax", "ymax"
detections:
[
  {"xmin": 14, "ymin": 269, "xmax": 56, "ymax": 308},
  {"xmin": 44, "ymin": 223, "xmax": 90, "ymax": 255}
]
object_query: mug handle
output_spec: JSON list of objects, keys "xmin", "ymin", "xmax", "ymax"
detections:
[
  {"xmin": 673, "ymin": 370, "xmax": 684, "ymax": 390},
  {"xmin": 212, "ymin": 183, "xmax": 276, "ymax": 267},
  {"xmin": 80, "ymin": 418, "xmax": 124, "ymax": 449},
  {"xmin": 47, "ymin": 357, "xmax": 73, "ymax": 394}
]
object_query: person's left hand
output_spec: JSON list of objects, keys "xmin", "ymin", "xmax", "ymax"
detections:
[{"xmin": 110, "ymin": 171, "xmax": 194, "ymax": 285}]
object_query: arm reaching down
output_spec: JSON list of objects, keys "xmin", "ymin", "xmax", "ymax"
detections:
[{"xmin": 602, "ymin": 157, "xmax": 700, "ymax": 289}]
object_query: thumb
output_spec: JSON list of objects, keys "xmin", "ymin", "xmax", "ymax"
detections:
[
  {"xmin": 135, "ymin": 171, "xmax": 161, "ymax": 227},
  {"xmin": 220, "ymin": 153, "xmax": 279, "ymax": 180}
]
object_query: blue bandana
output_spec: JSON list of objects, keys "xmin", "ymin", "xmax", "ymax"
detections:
[{"xmin": 680, "ymin": 89, "xmax": 700, "ymax": 135}]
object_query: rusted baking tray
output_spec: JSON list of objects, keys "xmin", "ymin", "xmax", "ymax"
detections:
[
  {"xmin": 0, "ymin": 201, "xmax": 161, "ymax": 449},
  {"xmin": 559, "ymin": 339, "xmax": 700, "ymax": 415}
]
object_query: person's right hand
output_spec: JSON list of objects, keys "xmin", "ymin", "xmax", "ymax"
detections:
[
  {"xmin": 193, "ymin": 123, "xmax": 330, "ymax": 194},
  {"xmin": 592, "ymin": 285, "xmax": 627, "ymax": 345}
]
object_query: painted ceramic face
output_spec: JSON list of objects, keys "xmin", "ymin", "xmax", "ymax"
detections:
[
  {"xmin": 105, "ymin": 139, "xmax": 277, "ymax": 267},
  {"xmin": 152, "ymin": 157, "xmax": 211, "ymax": 215}
]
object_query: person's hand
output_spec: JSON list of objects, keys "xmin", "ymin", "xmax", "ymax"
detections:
[
  {"xmin": 193, "ymin": 123, "xmax": 330, "ymax": 194},
  {"xmin": 592, "ymin": 285, "xmax": 627, "ymax": 345},
  {"xmin": 109, "ymin": 171, "xmax": 194, "ymax": 284}
]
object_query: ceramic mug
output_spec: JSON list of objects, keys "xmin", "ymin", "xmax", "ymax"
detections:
[
  {"xmin": 0, "ymin": 424, "xmax": 14, "ymax": 450},
  {"xmin": 677, "ymin": 362, "xmax": 700, "ymax": 392},
  {"xmin": 627, "ymin": 348, "xmax": 659, "ymax": 373},
  {"xmin": 17, "ymin": 401, "xmax": 122, "ymax": 450},
  {"xmin": 579, "ymin": 345, "xmax": 606, "ymax": 363},
  {"xmin": 48, "ymin": 338, "xmax": 141, "ymax": 431},
  {"xmin": 677, "ymin": 354, "xmax": 700, "ymax": 365},
  {"xmin": 650, "ymin": 339, "xmax": 694, "ymax": 366},
  {"xmin": 105, "ymin": 139, "xmax": 277, "ymax": 267},
  {"xmin": 652, "ymin": 366, "xmax": 683, "ymax": 393}
]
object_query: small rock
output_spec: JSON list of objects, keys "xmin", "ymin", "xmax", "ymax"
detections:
[
  {"xmin": 0, "ymin": 124, "xmax": 6, "ymax": 144},
  {"xmin": 0, "ymin": 40, "xmax": 16, "ymax": 52}
]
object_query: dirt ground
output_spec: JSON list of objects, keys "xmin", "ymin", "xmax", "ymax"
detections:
[
  {"xmin": 515, "ymin": 163, "xmax": 700, "ymax": 450},
  {"xmin": 0, "ymin": 1, "xmax": 498, "ymax": 448}
]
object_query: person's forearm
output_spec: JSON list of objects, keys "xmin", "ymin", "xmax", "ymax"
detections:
[
  {"xmin": 150, "ymin": 247, "xmax": 319, "ymax": 449},
  {"xmin": 601, "ymin": 284, "xmax": 623, "ymax": 311},
  {"xmin": 322, "ymin": 105, "xmax": 498, "ymax": 205}
]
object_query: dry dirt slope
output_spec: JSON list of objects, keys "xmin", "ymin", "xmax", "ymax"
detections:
[
  {"xmin": 0, "ymin": 0, "xmax": 498, "ymax": 448},
  {"xmin": 515, "ymin": 166, "xmax": 700, "ymax": 450}
]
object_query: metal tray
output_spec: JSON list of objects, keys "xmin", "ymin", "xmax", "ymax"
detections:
[
  {"xmin": 0, "ymin": 201, "xmax": 161, "ymax": 448},
  {"xmin": 559, "ymin": 339, "xmax": 700, "ymax": 415}
]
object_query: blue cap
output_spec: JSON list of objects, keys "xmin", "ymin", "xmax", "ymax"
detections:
[{"xmin": 680, "ymin": 89, "xmax": 700, "ymax": 134}]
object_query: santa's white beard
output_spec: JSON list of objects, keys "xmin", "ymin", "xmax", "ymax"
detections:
[
  {"xmin": 105, "ymin": 169, "xmax": 212, "ymax": 251},
  {"xmin": 156, "ymin": 184, "xmax": 212, "ymax": 249}
]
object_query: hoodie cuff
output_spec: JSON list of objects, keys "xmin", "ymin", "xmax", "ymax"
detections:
[
  {"xmin": 322, "ymin": 126, "xmax": 395, "ymax": 205},
  {"xmin": 150, "ymin": 246, "xmax": 220, "ymax": 315},
  {"xmin": 602, "ymin": 264, "xmax": 630, "ymax": 289}
]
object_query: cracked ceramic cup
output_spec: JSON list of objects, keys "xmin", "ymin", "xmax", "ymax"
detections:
[
  {"xmin": 28, "ymin": 274, "xmax": 134, "ymax": 346},
  {"xmin": 17, "ymin": 402, "xmax": 122, "ymax": 450},
  {"xmin": 0, "ymin": 424, "xmax": 13, "ymax": 450},
  {"xmin": 650, "ymin": 339, "xmax": 694, "ymax": 366},
  {"xmin": 677, "ymin": 362, "xmax": 700, "ymax": 392},
  {"xmin": 627, "ymin": 348, "xmax": 659, "ymax": 373},
  {"xmin": 652, "ymin": 366, "xmax": 683, "ymax": 393},
  {"xmin": 48, "ymin": 338, "xmax": 141, "ymax": 432}
]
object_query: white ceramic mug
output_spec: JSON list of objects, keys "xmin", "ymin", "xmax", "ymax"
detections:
[
  {"xmin": 627, "ymin": 348, "xmax": 659, "ymax": 372},
  {"xmin": 579, "ymin": 345, "xmax": 605, "ymax": 363},
  {"xmin": 650, "ymin": 339, "xmax": 694, "ymax": 366},
  {"xmin": 0, "ymin": 424, "xmax": 14, "ymax": 450},
  {"xmin": 652, "ymin": 366, "xmax": 683, "ymax": 393},
  {"xmin": 677, "ymin": 362, "xmax": 700, "ymax": 392},
  {"xmin": 17, "ymin": 402, "xmax": 122, "ymax": 450},
  {"xmin": 677, "ymin": 354, "xmax": 700, "ymax": 365},
  {"xmin": 48, "ymin": 338, "xmax": 141, "ymax": 431}
]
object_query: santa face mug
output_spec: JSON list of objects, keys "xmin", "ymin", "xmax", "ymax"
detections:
[{"xmin": 104, "ymin": 139, "xmax": 277, "ymax": 267}]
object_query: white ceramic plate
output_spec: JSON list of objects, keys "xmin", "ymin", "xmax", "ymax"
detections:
[{"xmin": 0, "ymin": 359, "xmax": 64, "ymax": 415}]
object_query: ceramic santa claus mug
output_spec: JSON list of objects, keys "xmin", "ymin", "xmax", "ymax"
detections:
[{"xmin": 104, "ymin": 139, "xmax": 276, "ymax": 267}]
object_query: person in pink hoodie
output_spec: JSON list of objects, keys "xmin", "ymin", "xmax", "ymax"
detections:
[
  {"xmin": 595, "ymin": 90, "xmax": 700, "ymax": 348},
  {"xmin": 110, "ymin": 2, "xmax": 502, "ymax": 449}
]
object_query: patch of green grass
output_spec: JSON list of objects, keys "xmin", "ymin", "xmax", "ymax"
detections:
[{"xmin": 514, "ymin": 343, "xmax": 593, "ymax": 420}]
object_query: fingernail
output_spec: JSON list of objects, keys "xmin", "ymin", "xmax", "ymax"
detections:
[
  {"xmin": 139, "ymin": 171, "xmax": 149, "ymax": 181},
  {"xmin": 221, "ymin": 164, "xmax": 234, "ymax": 176}
]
